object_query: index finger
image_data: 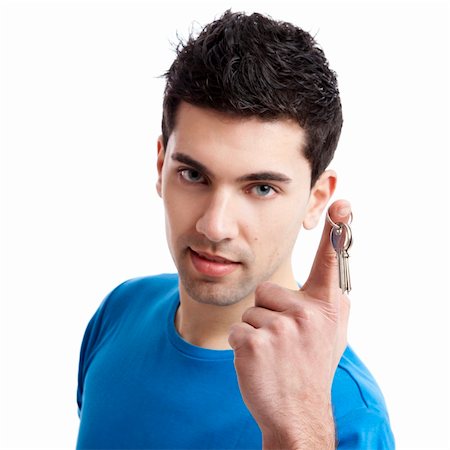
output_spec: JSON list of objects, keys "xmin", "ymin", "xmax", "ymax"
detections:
[{"xmin": 301, "ymin": 199, "xmax": 352, "ymax": 301}]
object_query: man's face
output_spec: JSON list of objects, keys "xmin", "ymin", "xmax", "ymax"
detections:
[{"xmin": 157, "ymin": 102, "xmax": 328, "ymax": 306}]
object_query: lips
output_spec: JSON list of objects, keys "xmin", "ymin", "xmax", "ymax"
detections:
[
  {"xmin": 194, "ymin": 250, "xmax": 236, "ymax": 264},
  {"xmin": 189, "ymin": 248, "xmax": 240, "ymax": 277}
]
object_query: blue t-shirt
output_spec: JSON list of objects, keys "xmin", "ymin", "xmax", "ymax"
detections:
[{"xmin": 77, "ymin": 274, "xmax": 395, "ymax": 449}]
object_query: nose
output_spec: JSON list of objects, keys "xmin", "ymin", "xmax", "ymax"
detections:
[{"xmin": 195, "ymin": 190, "xmax": 239, "ymax": 242}]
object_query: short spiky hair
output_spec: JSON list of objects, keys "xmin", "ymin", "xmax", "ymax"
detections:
[{"xmin": 162, "ymin": 10, "xmax": 343, "ymax": 187}]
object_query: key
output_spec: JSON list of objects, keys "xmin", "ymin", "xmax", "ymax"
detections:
[{"xmin": 330, "ymin": 222, "xmax": 353, "ymax": 294}]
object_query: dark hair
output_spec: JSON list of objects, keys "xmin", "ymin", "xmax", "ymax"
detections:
[{"xmin": 162, "ymin": 10, "xmax": 343, "ymax": 187}]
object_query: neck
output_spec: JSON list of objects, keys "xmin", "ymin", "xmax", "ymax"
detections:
[
  {"xmin": 175, "ymin": 296, "xmax": 253, "ymax": 350},
  {"xmin": 175, "ymin": 271, "xmax": 299, "ymax": 350}
]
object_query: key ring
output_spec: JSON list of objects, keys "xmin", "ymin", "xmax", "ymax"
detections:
[{"xmin": 326, "ymin": 209, "xmax": 353, "ymax": 229}]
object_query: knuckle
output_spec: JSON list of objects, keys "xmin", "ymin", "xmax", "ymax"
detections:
[
  {"xmin": 290, "ymin": 303, "xmax": 311, "ymax": 323},
  {"xmin": 268, "ymin": 316, "xmax": 288, "ymax": 334},
  {"xmin": 255, "ymin": 282, "xmax": 272, "ymax": 299},
  {"xmin": 244, "ymin": 332, "xmax": 263, "ymax": 352},
  {"xmin": 254, "ymin": 281, "xmax": 285, "ymax": 306},
  {"xmin": 322, "ymin": 251, "xmax": 338, "ymax": 271},
  {"xmin": 289, "ymin": 304, "xmax": 317, "ymax": 330},
  {"xmin": 241, "ymin": 307, "xmax": 254, "ymax": 323},
  {"xmin": 227, "ymin": 324, "xmax": 243, "ymax": 349}
]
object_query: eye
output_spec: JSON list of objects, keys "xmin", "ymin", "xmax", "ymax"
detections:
[
  {"xmin": 179, "ymin": 168, "xmax": 206, "ymax": 184},
  {"xmin": 249, "ymin": 184, "xmax": 277, "ymax": 198}
]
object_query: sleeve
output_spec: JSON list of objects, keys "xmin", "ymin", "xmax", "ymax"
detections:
[
  {"xmin": 76, "ymin": 278, "xmax": 140, "ymax": 417},
  {"xmin": 336, "ymin": 407, "xmax": 395, "ymax": 449},
  {"xmin": 76, "ymin": 298, "xmax": 109, "ymax": 418}
]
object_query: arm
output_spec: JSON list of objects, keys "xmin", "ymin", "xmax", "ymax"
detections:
[{"xmin": 229, "ymin": 200, "xmax": 351, "ymax": 449}]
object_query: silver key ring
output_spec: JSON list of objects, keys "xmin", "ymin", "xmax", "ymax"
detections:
[{"xmin": 326, "ymin": 209, "xmax": 353, "ymax": 229}]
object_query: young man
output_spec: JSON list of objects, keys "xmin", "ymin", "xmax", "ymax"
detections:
[{"xmin": 76, "ymin": 11, "xmax": 394, "ymax": 449}]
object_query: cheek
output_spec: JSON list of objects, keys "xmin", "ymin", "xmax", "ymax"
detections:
[
  {"xmin": 163, "ymin": 187, "xmax": 208, "ymax": 247},
  {"xmin": 255, "ymin": 197, "xmax": 306, "ymax": 234},
  {"xmin": 165, "ymin": 197, "xmax": 196, "ymax": 233},
  {"xmin": 249, "ymin": 200, "xmax": 306, "ymax": 251}
]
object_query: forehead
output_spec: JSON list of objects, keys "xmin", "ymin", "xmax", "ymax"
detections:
[{"xmin": 166, "ymin": 102, "xmax": 310, "ymax": 180}]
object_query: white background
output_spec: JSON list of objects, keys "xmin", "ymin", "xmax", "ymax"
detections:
[{"xmin": 1, "ymin": 0, "xmax": 449, "ymax": 449}]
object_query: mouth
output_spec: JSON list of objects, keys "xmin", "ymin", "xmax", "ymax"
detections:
[{"xmin": 189, "ymin": 248, "xmax": 240, "ymax": 278}]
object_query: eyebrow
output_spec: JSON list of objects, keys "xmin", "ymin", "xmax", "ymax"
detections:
[
  {"xmin": 171, "ymin": 152, "xmax": 292, "ymax": 184},
  {"xmin": 171, "ymin": 152, "xmax": 213, "ymax": 178},
  {"xmin": 236, "ymin": 172, "xmax": 292, "ymax": 183}
]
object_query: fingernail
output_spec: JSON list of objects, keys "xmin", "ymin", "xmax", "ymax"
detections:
[{"xmin": 337, "ymin": 205, "xmax": 351, "ymax": 217}]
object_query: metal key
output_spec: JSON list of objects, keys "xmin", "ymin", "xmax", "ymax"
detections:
[{"xmin": 330, "ymin": 222, "xmax": 352, "ymax": 294}]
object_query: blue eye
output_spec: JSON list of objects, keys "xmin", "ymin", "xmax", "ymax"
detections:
[
  {"xmin": 179, "ymin": 168, "xmax": 205, "ymax": 183},
  {"xmin": 251, "ymin": 184, "xmax": 276, "ymax": 197}
]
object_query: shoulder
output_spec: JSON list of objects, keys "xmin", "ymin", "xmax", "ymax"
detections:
[
  {"xmin": 333, "ymin": 346, "xmax": 387, "ymax": 415},
  {"xmin": 78, "ymin": 273, "xmax": 179, "ymax": 373},
  {"xmin": 105, "ymin": 273, "xmax": 179, "ymax": 302},
  {"xmin": 333, "ymin": 346, "xmax": 395, "ymax": 449},
  {"xmin": 80, "ymin": 273, "xmax": 179, "ymax": 356},
  {"xmin": 98, "ymin": 273, "xmax": 179, "ymax": 316},
  {"xmin": 77, "ymin": 273, "xmax": 179, "ymax": 413}
]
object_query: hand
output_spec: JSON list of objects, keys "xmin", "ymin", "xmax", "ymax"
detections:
[{"xmin": 228, "ymin": 200, "xmax": 352, "ymax": 450}]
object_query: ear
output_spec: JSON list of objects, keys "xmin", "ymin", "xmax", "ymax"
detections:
[
  {"xmin": 156, "ymin": 135, "xmax": 165, "ymax": 198},
  {"xmin": 303, "ymin": 170, "xmax": 337, "ymax": 230}
]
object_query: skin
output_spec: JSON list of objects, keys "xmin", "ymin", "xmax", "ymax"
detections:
[{"xmin": 156, "ymin": 101, "xmax": 351, "ymax": 449}]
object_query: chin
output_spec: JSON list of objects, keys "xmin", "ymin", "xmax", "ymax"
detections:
[{"xmin": 179, "ymin": 273, "xmax": 256, "ymax": 307}]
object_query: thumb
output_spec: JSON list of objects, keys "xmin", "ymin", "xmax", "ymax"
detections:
[{"xmin": 301, "ymin": 200, "xmax": 352, "ymax": 300}]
